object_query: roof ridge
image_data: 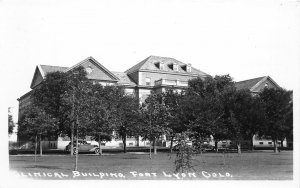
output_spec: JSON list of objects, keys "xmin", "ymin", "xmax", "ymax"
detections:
[
  {"xmin": 124, "ymin": 56, "xmax": 151, "ymax": 73},
  {"xmin": 235, "ymin": 76, "xmax": 266, "ymax": 83},
  {"xmin": 64, "ymin": 56, "xmax": 119, "ymax": 80},
  {"xmin": 40, "ymin": 64, "xmax": 69, "ymax": 69}
]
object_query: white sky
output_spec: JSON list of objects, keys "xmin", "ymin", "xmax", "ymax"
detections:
[
  {"xmin": 1, "ymin": 0, "xmax": 300, "ymax": 186},
  {"xmin": 1, "ymin": 0, "xmax": 300, "ymax": 123}
]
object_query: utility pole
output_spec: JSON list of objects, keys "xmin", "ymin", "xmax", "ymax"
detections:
[
  {"xmin": 70, "ymin": 90, "xmax": 75, "ymax": 156},
  {"xmin": 74, "ymin": 115, "xmax": 79, "ymax": 171},
  {"xmin": 39, "ymin": 133, "xmax": 43, "ymax": 156},
  {"xmin": 34, "ymin": 134, "xmax": 37, "ymax": 163}
]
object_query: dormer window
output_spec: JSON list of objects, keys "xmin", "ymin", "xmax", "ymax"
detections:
[
  {"xmin": 168, "ymin": 63, "xmax": 178, "ymax": 71},
  {"xmin": 155, "ymin": 62, "xmax": 164, "ymax": 70},
  {"xmin": 181, "ymin": 63, "xmax": 192, "ymax": 72}
]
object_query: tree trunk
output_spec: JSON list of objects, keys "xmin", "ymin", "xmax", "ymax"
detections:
[
  {"xmin": 71, "ymin": 123, "xmax": 74, "ymax": 156},
  {"xmin": 39, "ymin": 134, "xmax": 43, "ymax": 156},
  {"xmin": 34, "ymin": 134, "xmax": 37, "ymax": 162},
  {"xmin": 280, "ymin": 138, "xmax": 284, "ymax": 151},
  {"xmin": 123, "ymin": 136, "xmax": 127, "ymax": 153},
  {"xmin": 237, "ymin": 142, "xmax": 241, "ymax": 154},
  {"xmin": 98, "ymin": 134, "xmax": 102, "ymax": 155},
  {"xmin": 149, "ymin": 141, "xmax": 152, "ymax": 159},
  {"xmin": 153, "ymin": 137, "xmax": 157, "ymax": 155},
  {"xmin": 70, "ymin": 93, "xmax": 75, "ymax": 156},
  {"xmin": 170, "ymin": 135, "xmax": 174, "ymax": 153},
  {"xmin": 250, "ymin": 135, "xmax": 254, "ymax": 151},
  {"xmin": 215, "ymin": 140, "xmax": 218, "ymax": 152},
  {"xmin": 74, "ymin": 118, "xmax": 79, "ymax": 171},
  {"xmin": 273, "ymin": 139, "xmax": 278, "ymax": 153}
]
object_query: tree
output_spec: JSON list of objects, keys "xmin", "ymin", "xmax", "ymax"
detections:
[
  {"xmin": 18, "ymin": 105, "xmax": 58, "ymax": 161},
  {"xmin": 184, "ymin": 75, "xmax": 234, "ymax": 152},
  {"xmin": 221, "ymin": 89, "xmax": 248, "ymax": 154},
  {"xmin": 84, "ymin": 83, "xmax": 114, "ymax": 155},
  {"xmin": 62, "ymin": 66, "xmax": 92, "ymax": 170},
  {"xmin": 32, "ymin": 71, "xmax": 70, "ymax": 139},
  {"xmin": 174, "ymin": 132, "xmax": 195, "ymax": 173},
  {"xmin": 162, "ymin": 89, "xmax": 186, "ymax": 152},
  {"xmin": 8, "ymin": 107, "xmax": 15, "ymax": 135},
  {"xmin": 111, "ymin": 88, "xmax": 140, "ymax": 153},
  {"xmin": 259, "ymin": 88, "xmax": 293, "ymax": 153},
  {"xmin": 226, "ymin": 90, "xmax": 265, "ymax": 153},
  {"xmin": 140, "ymin": 93, "xmax": 171, "ymax": 158}
]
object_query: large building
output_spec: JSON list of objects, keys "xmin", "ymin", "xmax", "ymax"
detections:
[
  {"xmin": 17, "ymin": 56, "xmax": 287, "ymax": 150},
  {"xmin": 17, "ymin": 56, "xmax": 210, "ymax": 149},
  {"xmin": 235, "ymin": 76, "xmax": 287, "ymax": 149}
]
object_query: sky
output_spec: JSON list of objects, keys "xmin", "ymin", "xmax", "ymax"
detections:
[{"xmin": 1, "ymin": 0, "xmax": 300, "ymax": 125}]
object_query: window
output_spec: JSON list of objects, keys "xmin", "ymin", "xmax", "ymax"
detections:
[
  {"xmin": 145, "ymin": 78, "xmax": 151, "ymax": 86},
  {"xmin": 268, "ymin": 142, "xmax": 272, "ymax": 144},
  {"xmin": 265, "ymin": 83, "xmax": 269, "ymax": 88},
  {"xmin": 259, "ymin": 142, "xmax": 263, "ymax": 145}
]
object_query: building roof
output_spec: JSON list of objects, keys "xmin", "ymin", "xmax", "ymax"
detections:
[
  {"xmin": 39, "ymin": 65, "xmax": 68, "ymax": 77},
  {"xmin": 112, "ymin": 72, "xmax": 137, "ymax": 86},
  {"xmin": 125, "ymin": 55, "xmax": 209, "ymax": 76},
  {"xmin": 235, "ymin": 77, "xmax": 265, "ymax": 91},
  {"xmin": 64, "ymin": 56, "xmax": 119, "ymax": 81},
  {"xmin": 30, "ymin": 57, "xmax": 138, "ymax": 87},
  {"xmin": 29, "ymin": 55, "xmax": 210, "ymax": 89},
  {"xmin": 235, "ymin": 76, "xmax": 280, "ymax": 92}
]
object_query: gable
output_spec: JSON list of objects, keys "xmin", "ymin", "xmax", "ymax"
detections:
[
  {"xmin": 235, "ymin": 76, "xmax": 281, "ymax": 93},
  {"xmin": 235, "ymin": 77, "xmax": 264, "ymax": 91},
  {"xmin": 66, "ymin": 57, "xmax": 119, "ymax": 81},
  {"xmin": 30, "ymin": 66, "xmax": 44, "ymax": 89},
  {"xmin": 251, "ymin": 77, "xmax": 280, "ymax": 93}
]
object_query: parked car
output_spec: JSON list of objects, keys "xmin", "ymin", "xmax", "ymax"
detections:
[{"xmin": 65, "ymin": 140, "xmax": 100, "ymax": 155}]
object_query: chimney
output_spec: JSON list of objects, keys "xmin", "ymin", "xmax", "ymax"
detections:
[
  {"xmin": 187, "ymin": 63, "xmax": 192, "ymax": 72},
  {"xmin": 159, "ymin": 62, "xmax": 164, "ymax": 70}
]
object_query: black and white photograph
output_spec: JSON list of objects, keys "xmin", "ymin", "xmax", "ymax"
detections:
[{"xmin": 1, "ymin": 0, "xmax": 299, "ymax": 187}]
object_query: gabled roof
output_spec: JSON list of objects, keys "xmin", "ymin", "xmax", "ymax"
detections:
[
  {"xmin": 125, "ymin": 55, "xmax": 209, "ymax": 76},
  {"xmin": 235, "ymin": 76, "xmax": 280, "ymax": 92},
  {"xmin": 30, "ymin": 57, "xmax": 121, "ymax": 88},
  {"xmin": 31, "ymin": 65, "xmax": 68, "ymax": 89},
  {"xmin": 40, "ymin": 65, "xmax": 68, "ymax": 77},
  {"xmin": 235, "ymin": 77, "xmax": 265, "ymax": 91},
  {"xmin": 65, "ymin": 56, "xmax": 119, "ymax": 80},
  {"xmin": 112, "ymin": 72, "xmax": 137, "ymax": 86}
]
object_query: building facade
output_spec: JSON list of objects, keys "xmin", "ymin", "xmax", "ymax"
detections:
[
  {"xmin": 17, "ymin": 56, "xmax": 287, "ymax": 150},
  {"xmin": 17, "ymin": 56, "xmax": 209, "ymax": 149}
]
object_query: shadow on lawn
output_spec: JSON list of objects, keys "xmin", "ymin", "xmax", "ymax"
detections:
[{"xmin": 26, "ymin": 165, "xmax": 63, "ymax": 170}]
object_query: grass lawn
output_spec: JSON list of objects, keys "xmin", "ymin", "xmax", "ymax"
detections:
[{"xmin": 9, "ymin": 150, "xmax": 293, "ymax": 180}]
